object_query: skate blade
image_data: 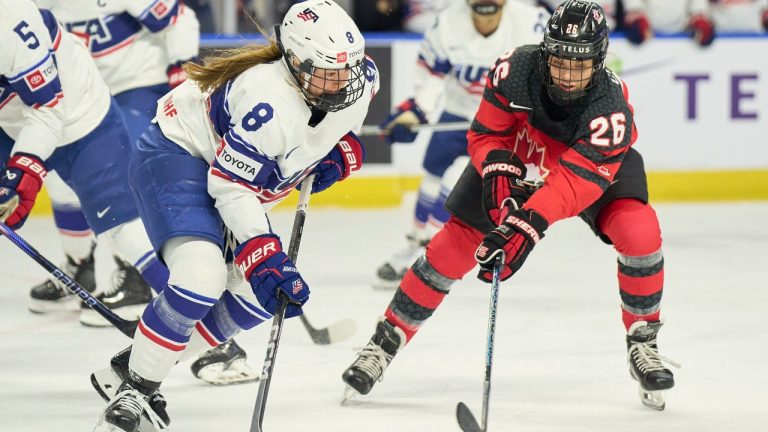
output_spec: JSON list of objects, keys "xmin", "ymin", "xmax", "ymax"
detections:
[
  {"xmin": 28, "ymin": 296, "xmax": 80, "ymax": 314},
  {"xmin": 341, "ymin": 386, "xmax": 361, "ymax": 406},
  {"xmin": 638, "ymin": 387, "xmax": 666, "ymax": 411},
  {"xmin": 197, "ymin": 358, "xmax": 259, "ymax": 385}
]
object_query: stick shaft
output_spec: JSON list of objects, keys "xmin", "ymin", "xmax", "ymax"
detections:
[
  {"xmin": 0, "ymin": 222, "xmax": 136, "ymax": 337},
  {"xmin": 249, "ymin": 175, "xmax": 314, "ymax": 432}
]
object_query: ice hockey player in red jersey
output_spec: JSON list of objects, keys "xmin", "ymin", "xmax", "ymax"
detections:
[{"xmin": 342, "ymin": 0, "xmax": 678, "ymax": 411}]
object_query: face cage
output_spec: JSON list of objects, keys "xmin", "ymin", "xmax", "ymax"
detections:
[
  {"xmin": 540, "ymin": 51, "xmax": 605, "ymax": 106},
  {"xmin": 290, "ymin": 60, "xmax": 366, "ymax": 113}
]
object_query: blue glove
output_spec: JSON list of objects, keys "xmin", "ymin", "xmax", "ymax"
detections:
[
  {"xmin": 235, "ymin": 234, "xmax": 309, "ymax": 318},
  {"xmin": 379, "ymin": 98, "xmax": 428, "ymax": 144},
  {"xmin": 304, "ymin": 133, "xmax": 364, "ymax": 194}
]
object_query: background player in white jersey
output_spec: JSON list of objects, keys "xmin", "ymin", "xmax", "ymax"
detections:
[
  {"xmin": 708, "ymin": 0, "xmax": 768, "ymax": 32},
  {"xmin": 623, "ymin": 0, "xmax": 716, "ymax": 46},
  {"xmin": 26, "ymin": 0, "xmax": 199, "ymax": 329},
  {"xmin": 0, "ymin": 1, "xmax": 169, "ymax": 320},
  {"xmin": 90, "ymin": 1, "xmax": 377, "ymax": 430},
  {"xmin": 374, "ymin": 0, "xmax": 548, "ymax": 289}
]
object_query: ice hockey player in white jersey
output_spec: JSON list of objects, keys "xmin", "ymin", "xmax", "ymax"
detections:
[
  {"xmin": 623, "ymin": 0, "xmax": 716, "ymax": 46},
  {"xmin": 373, "ymin": 0, "xmax": 548, "ymax": 289},
  {"xmin": 24, "ymin": 0, "xmax": 199, "ymax": 330},
  {"xmin": 0, "ymin": 0, "xmax": 169, "ymax": 320},
  {"xmin": 90, "ymin": 1, "xmax": 377, "ymax": 430}
]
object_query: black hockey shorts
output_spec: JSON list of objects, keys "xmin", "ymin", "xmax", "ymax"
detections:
[{"xmin": 444, "ymin": 147, "xmax": 649, "ymax": 245}]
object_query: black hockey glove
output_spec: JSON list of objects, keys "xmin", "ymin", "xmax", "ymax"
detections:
[
  {"xmin": 475, "ymin": 209, "xmax": 548, "ymax": 283},
  {"xmin": 481, "ymin": 149, "xmax": 529, "ymax": 225}
]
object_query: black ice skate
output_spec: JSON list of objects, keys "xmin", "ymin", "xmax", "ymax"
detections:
[
  {"xmin": 91, "ymin": 347, "xmax": 170, "ymax": 429},
  {"xmin": 190, "ymin": 339, "xmax": 259, "ymax": 385},
  {"xmin": 626, "ymin": 320, "xmax": 680, "ymax": 410},
  {"xmin": 28, "ymin": 244, "xmax": 96, "ymax": 313},
  {"xmin": 341, "ymin": 318, "xmax": 406, "ymax": 402},
  {"xmin": 80, "ymin": 257, "xmax": 152, "ymax": 327},
  {"xmin": 373, "ymin": 234, "xmax": 427, "ymax": 290},
  {"xmin": 94, "ymin": 376, "xmax": 167, "ymax": 432}
]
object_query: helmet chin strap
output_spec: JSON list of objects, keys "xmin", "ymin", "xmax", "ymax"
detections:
[{"xmin": 470, "ymin": 1, "xmax": 501, "ymax": 16}]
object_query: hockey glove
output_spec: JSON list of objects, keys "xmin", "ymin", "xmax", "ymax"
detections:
[
  {"xmin": 475, "ymin": 209, "xmax": 548, "ymax": 283},
  {"xmin": 481, "ymin": 149, "xmax": 529, "ymax": 225},
  {"xmin": 0, "ymin": 153, "xmax": 48, "ymax": 230},
  {"xmin": 304, "ymin": 132, "xmax": 364, "ymax": 194},
  {"xmin": 688, "ymin": 14, "xmax": 715, "ymax": 47},
  {"xmin": 379, "ymin": 98, "xmax": 428, "ymax": 144},
  {"xmin": 166, "ymin": 59, "xmax": 198, "ymax": 89},
  {"xmin": 235, "ymin": 234, "xmax": 310, "ymax": 318},
  {"xmin": 623, "ymin": 11, "xmax": 653, "ymax": 45}
]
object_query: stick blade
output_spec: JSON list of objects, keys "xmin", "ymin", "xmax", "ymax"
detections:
[
  {"xmin": 326, "ymin": 318, "xmax": 357, "ymax": 344},
  {"xmin": 456, "ymin": 402, "xmax": 483, "ymax": 432}
]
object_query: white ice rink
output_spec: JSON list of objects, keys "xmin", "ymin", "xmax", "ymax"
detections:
[{"xmin": 1, "ymin": 200, "xmax": 767, "ymax": 432}]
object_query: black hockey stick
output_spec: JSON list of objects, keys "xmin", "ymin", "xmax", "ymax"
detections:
[
  {"xmin": 249, "ymin": 175, "xmax": 313, "ymax": 432},
  {"xmin": 0, "ymin": 222, "xmax": 138, "ymax": 337},
  {"xmin": 298, "ymin": 312, "xmax": 356, "ymax": 345},
  {"xmin": 456, "ymin": 255, "xmax": 503, "ymax": 432}
]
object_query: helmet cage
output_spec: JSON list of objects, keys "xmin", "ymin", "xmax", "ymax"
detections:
[{"xmin": 275, "ymin": 25, "xmax": 366, "ymax": 113}]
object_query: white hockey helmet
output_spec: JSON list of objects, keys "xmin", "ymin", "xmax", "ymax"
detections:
[{"xmin": 276, "ymin": 0, "xmax": 366, "ymax": 112}]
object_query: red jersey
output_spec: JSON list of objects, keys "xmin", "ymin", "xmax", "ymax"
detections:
[{"xmin": 467, "ymin": 44, "xmax": 637, "ymax": 226}]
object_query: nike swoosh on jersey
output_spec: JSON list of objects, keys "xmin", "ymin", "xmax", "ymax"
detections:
[
  {"xmin": 509, "ymin": 101, "xmax": 532, "ymax": 111},
  {"xmin": 97, "ymin": 207, "xmax": 111, "ymax": 218}
]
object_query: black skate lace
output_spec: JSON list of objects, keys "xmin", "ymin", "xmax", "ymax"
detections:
[
  {"xmin": 111, "ymin": 389, "xmax": 168, "ymax": 430},
  {"xmin": 104, "ymin": 268, "xmax": 126, "ymax": 297},
  {"xmin": 352, "ymin": 343, "xmax": 392, "ymax": 383},
  {"xmin": 629, "ymin": 342, "xmax": 681, "ymax": 373}
]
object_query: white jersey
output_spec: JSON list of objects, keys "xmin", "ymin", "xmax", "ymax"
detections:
[
  {"xmin": 415, "ymin": 1, "xmax": 548, "ymax": 120},
  {"xmin": 624, "ymin": 0, "xmax": 710, "ymax": 32},
  {"xmin": 0, "ymin": 0, "xmax": 111, "ymax": 160},
  {"xmin": 710, "ymin": 0, "xmax": 767, "ymax": 32},
  {"xmin": 33, "ymin": 0, "xmax": 199, "ymax": 95},
  {"xmin": 155, "ymin": 58, "xmax": 380, "ymax": 242},
  {"xmin": 403, "ymin": 0, "xmax": 459, "ymax": 33}
]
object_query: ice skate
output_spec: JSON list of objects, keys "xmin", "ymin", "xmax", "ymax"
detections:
[
  {"xmin": 373, "ymin": 234, "xmax": 427, "ymax": 290},
  {"xmin": 91, "ymin": 347, "xmax": 170, "ymax": 429},
  {"xmin": 80, "ymin": 257, "xmax": 152, "ymax": 327},
  {"xmin": 93, "ymin": 379, "xmax": 167, "ymax": 432},
  {"xmin": 190, "ymin": 339, "xmax": 259, "ymax": 385},
  {"xmin": 626, "ymin": 320, "xmax": 680, "ymax": 411},
  {"xmin": 341, "ymin": 318, "xmax": 406, "ymax": 402},
  {"xmin": 28, "ymin": 244, "xmax": 96, "ymax": 313}
]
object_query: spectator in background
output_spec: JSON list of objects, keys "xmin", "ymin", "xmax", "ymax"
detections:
[
  {"xmin": 623, "ymin": 0, "xmax": 716, "ymax": 46},
  {"xmin": 709, "ymin": 0, "xmax": 768, "ymax": 33},
  {"xmin": 186, "ymin": 0, "xmax": 216, "ymax": 33},
  {"xmin": 354, "ymin": 0, "xmax": 406, "ymax": 31}
]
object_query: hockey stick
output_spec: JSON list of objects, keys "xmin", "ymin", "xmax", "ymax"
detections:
[
  {"xmin": 298, "ymin": 313, "xmax": 356, "ymax": 345},
  {"xmin": 357, "ymin": 121, "xmax": 471, "ymax": 136},
  {"xmin": 456, "ymin": 255, "xmax": 503, "ymax": 432},
  {"xmin": 249, "ymin": 175, "xmax": 314, "ymax": 432},
  {"xmin": 0, "ymin": 222, "xmax": 138, "ymax": 338}
]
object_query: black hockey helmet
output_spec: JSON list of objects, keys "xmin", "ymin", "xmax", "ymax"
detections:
[{"xmin": 539, "ymin": 0, "xmax": 610, "ymax": 105}]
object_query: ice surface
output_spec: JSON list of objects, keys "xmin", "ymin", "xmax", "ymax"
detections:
[{"xmin": 1, "ymin": 201, "xmax": 767, "ymax": 432}]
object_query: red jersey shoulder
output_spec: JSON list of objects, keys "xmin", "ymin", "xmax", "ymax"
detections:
[{"xmin": 578, "ymin": 69, "xmax": 636, "ymax": 150}]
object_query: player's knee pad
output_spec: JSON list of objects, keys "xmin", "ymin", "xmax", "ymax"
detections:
[
  {"xmin": 598, "ymin": 199, "xmax": 661, "ymax": 256},
  {"xmin": 140, "ymin": 284, "xmax": 219, "ymax": 348},
  {"xmin": 196, "ymin": 292, "xmax": 272, "ymax": 345},
  {"xmin": 162, "ymin": 237, "xmax": 227, "ymax": 299}
]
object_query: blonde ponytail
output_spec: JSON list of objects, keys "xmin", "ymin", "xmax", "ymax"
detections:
[{"xmin": 183, "ymin": 41, "xmax": 282, "ymax": 94}]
